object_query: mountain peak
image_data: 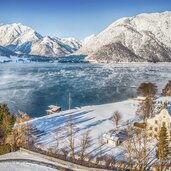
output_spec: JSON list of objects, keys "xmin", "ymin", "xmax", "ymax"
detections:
[
  {"xmin": 0, "ymin": 23, "xmax": 82, "ymax": 57},
  {"xmin": 0, "ymin": 23, "xmax": 42, "ymax": 46},
  {"xmin": 77, "ymin": 11, "xmax": 171, "ymax": 63}
]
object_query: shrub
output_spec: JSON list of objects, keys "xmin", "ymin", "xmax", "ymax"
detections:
[{"xmin": 0, "ymin": 143, "xmax": 12, "ymax": 155}]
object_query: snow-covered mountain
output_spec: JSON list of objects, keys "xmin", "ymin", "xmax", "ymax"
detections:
[
  {"xmin": 0, "ymin": 23, "xmax": 42, "ymax": 47},
  {"xmin": 0, "ymin": 23, "xmax": 81, "ymax": 57},
  {"xmin": 0, "ymin": 45, "xmax": 16, "ymax": 57},
  {"xmin": 60, "ymin": 37, "xmax": 82, "ymax": 52},
  {"xmin": 77, "ymin": 11, "xmax": 171, "ymax": 62},
  {"xmin": 15, "ymin": 36, "xmax": 80, "ymax": 57}
]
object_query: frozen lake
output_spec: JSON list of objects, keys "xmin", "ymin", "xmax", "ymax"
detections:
[{"xmin": 0, "ymin": 62, "xmax": 170, "ymax": 117}]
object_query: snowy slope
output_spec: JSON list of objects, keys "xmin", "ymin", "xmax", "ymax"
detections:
[
  {"xmin": 0, "ymin": 23, "xmax": 81, "ymax": 57},
  {"xmin": 0, "ymin": 162, "xmax": 58, "ymax": 171},
  {"xmin": 0, "ymin": 46, "xmax": 16, "ymax": 57},
  {"xmin": 27, "ymin": 96, "xmax": 170, "ymax": 161},
  {"xmin": 28, "ymin": 37, "xmax": 81, "ymax": 57},
  {"xmin": 60, "ymin": 37, "xmax": 82, "ymax": 51},
  {"xmin": 20, "ymin": 36, "xmax": 78, "ymax": 57},
  {"xmin": 0, "ymin": 151, "xmax": 59, "ymax": 171},
  {"xmin": 29, "ymin": 100, "xmax": 139, "ymax": 158},
  {"xmin": 0, "ymin": 23, "xmax": 42, "ymax": 47},
  {"xmin": 77, "ymin": 11, "xmax": 171, "ymax": 62},
  {"xmin": 0, "ymin": 151, "xmax": 85, "ymax": 171}
]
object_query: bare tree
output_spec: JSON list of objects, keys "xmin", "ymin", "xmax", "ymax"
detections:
[
  {"xmin": 112, "ymin": 111, "xmax": 122, "ymax": 129},
  {"xmin": 162, "ymin": 80, "xmax": 171, "ymax": 96},
  {"xmin": 136, "ymin": 96, "xmax": 155, "ymax": 123},
  {"xmin": 137, "ymin": 82, "xmax": 157, "ymax": 97},
  {"xmin": 79, "ymin": 130, "xmax": 91, "ymax": 163},
  {"xmin": 66, "ymin": 114, "xmax": 76, "ymax": 161},
  {"xmin": 96, "ymin": 134, "xmax": 104, "ymax": 166},
  {"xmin": 123, "ymin": 137, "xmax": 134, "ymax": 171},
  {"xmin": 136, "ymin": 82, "xmax": 157, "ymax": 123},
  {"xmin": 86, "ymin": 155, "xmax": 94, "ymax": 166},
  {"xmin": 61, "ymin": 147, "xmax": 69, "ymax": 160},
  {"xmin": 12, "ymin": 122, "xmax": 35, "ymax": 149},
  {"xmin": 123, "ymin": 129, "xmax": 152, "ymax": 171},
  {"xmin": 104, "ymin": 155, "xmax": 116, "ymax": 168},
  {"xmin": 54, "ymin": 127, "xmax": 62, "ymax": 154}
]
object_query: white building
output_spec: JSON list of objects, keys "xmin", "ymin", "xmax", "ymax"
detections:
[
  {"xmin": 147, "ymin": 108, "xmax": 171, "ymax": 139},
  {"xmin": 102, "ymin": 131, "xmax": 128, "ymax": 147}
]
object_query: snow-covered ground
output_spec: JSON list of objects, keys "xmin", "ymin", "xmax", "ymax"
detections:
[
  {"xmin": 0, "ymin": 161, "xmax": 58, "ymax": 171},
  {"xmin": 1, "ymin": 97, "xmax": 170, "ymax": 170},
  {"xmin": 30, "ymin": 99, "xmax": 139, "ymax": 158},
  {"xmin": 28, "ymin": 96, "xmax": 171, "ymax": 159},
  {"xmin": 0, "ymin": 151, "xmax": 82, "ymax": 171},
  {"xmin": 0, "ymin": 151, "xmax": 59, "ymax": 171}
]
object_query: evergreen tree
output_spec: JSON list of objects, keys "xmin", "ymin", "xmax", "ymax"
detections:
[
  {"xmin": 156, "ymin": 125, "xmax": 169, "ymax": 171},
  {"xmin": 0, "ymin": 104, "xmax": 15, "ymax": 144}
]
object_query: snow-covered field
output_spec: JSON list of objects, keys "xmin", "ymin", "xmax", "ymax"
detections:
[
  {"xmin": 28, "ymin": 96, "xmax": 171, "ymax": 160},
  {"xmin": 30, "ymin": 99, "xmax": 139, "ymax": 158},
  {"xmin": 1, "ymin": 97, "xmax": 170, "ymax": 171}
]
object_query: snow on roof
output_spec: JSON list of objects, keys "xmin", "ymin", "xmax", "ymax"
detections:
[
  {"xmin": 103, "ymin": 131, "xmax": 128, "ymax": 141},
  {"xmin": 48, "ymin": 105, "xmax": 61, "ymax": 109},
  {"xmin": 137, "ymin": 96, "xmax": 146, "ymax": 100},
  {"xmin": 168, "ymin": 101, "xmax": 171, "ymax": 105},
  {"xmin": 168, "ymin": 106, "xmax": 171, "ymax": 115},
  {"xmin": 156, "ymin": 96, "xmax": 171, "ymax": 103}
]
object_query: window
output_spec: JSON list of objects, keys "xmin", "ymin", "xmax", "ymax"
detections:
[
  {"xmin": 149, "ymin": 133, "xmax": 152, "ymax": 137},
  {"xmin": 155, "ymin": 128, "xmax": 158, "ymax": 132},
  {"xmin": 150, "ymin": 126, "xmax": 153, "ymax": 130},
  {"xmin": 155, "ymin": 120, "xmax": 158, "ymax": 124}
]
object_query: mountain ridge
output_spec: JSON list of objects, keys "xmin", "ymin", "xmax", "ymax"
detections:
[
  {"xmin": 0, "ymin": 23, "xmax": 81, "ymax": 57},
  {"xmin": 77, "ymin": 11, "xmax": 171, "ymax": 62}
]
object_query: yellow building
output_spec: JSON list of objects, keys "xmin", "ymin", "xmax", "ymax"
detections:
[{"xmin": 147, "ymin": 108, "xmax": 171, "ymax": 139}]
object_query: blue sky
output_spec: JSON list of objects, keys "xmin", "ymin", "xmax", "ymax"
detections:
[{"xmin": 0, "ymin": 0, "xmax": 171, "ymax": 39}]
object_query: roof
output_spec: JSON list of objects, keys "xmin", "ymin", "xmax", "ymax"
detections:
[
  {"xmin": 168, "ymin": 106, "xmax": 171, "ymax": 115},
  {"xmin": 48, "ymin": 105, "xmax": 61, "ymax": 110},
  {"xmin": 168, "ymin": 101, "xmax": 171, "ymax": 105},
  {"xmin": 103, "ymin": 131, "xmax": 128, "ymax": 141},
  {"xmin": 166, "ymin": 101, "xmax": 171, "ymax": 114}
]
